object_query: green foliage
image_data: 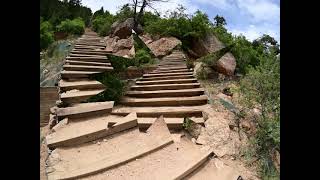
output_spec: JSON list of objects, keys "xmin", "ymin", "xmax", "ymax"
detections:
[
  {"xmin": 199, "ymin": 44, "xmax": 234, "ymax": 67},
  {"xmin": 145, "ymin": 7, "xmax": 212, "ymax": 49},
  {"xmin": 92, "ymin": 13, "xmax": 115, "ymax": 36},
  {"xmin": 195, "ymin": 64, "xmax": 209, "ymax": 80},
  {"xmin": 88, "ymin": 73, "xmax": 126, "ymax": 104},
  {"xmin": 107, "ymin": 54, "xmax": 136, "ymax": 72},
  {"xmin": 186, "ymin": 59, "xmax": 194, "ymax": 69},
  {"xmin": 132, "ymin": 33, "xmax": 154, "ymax": 56},
  {"xmin": 40, "ymin": 20, "xmax": 54, "ymax": 50},
  {"xmin": 135, "ymin": 49, "xmax": 153, "ymax": 66},
  {"xmin": 114, "ymin": 4, "xmax": 134, "ymax": 22},
  {"xmin": 40, "ymin": 0, "xmax": 92, "ymax": 27},
  {"xmin": 56, "ymin": 18, "xmax": 85, "ymax": 35},
  {"xmin": 239, "ymin": 54, "xmax": 280, "ymax": 178},
  {"xmin": 183, "ymin": 117, "xmax": 192, "ymax": 130},
  {"xmin": 214, "ymin": 15, "xmax": 227, "ymax": 27}
]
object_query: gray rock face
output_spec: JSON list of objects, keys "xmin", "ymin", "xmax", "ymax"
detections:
[{"xmin": 111, "ymin": 18, "xmax": 143, "ymax": 39}]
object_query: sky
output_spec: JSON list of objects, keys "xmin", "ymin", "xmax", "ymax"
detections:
[{"xmin": 81, "ymin": 0, "xmax": 280, "ymax": 43}]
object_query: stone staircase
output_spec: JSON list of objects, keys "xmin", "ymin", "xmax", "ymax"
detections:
[
  {"xmin": 45, "ymin": 30, "xmax": 240, "ymax": 180},
  {"xmin": 115, "ymin": 50, "xmax": 208, "ymax": 130}
]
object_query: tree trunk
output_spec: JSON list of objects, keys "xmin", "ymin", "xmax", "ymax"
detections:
[{"xmin": 134, "ymin": 0, "xmax": 147, "ymax": 33}]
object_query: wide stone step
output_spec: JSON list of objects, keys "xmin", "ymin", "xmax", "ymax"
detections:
[
  {"xmin": 75, "ymin": 42, "xmax": 105, "ymax": 47},
  {"xmin": 158, "ymin": 62, "xmax": 186, "ymax": 66},
  {"xmin": 112, "ymin": 106, "xmax": 205, "ymax": 118},
  {"xmin": 150, "ymin": 69, "xmax": 192, "ymax": 74},
  {"xmin": 137, "ymin": 117, "xmax": 204, "ymax": 130},
  {"xmin": 66, "ymin": 56, "xmax": 109, "ymax": 62},
  {"xmin": 65, "ymin": 60, "xmax": 111, "ymax": 67},
  {"xmin": 131, "ymin": 83, "xmax": 200, "ymax": 91},
  {"xmin": 140, "ymin": 74, "xmax": 195, "ymax": 81},
  {"xmin": 69, "ymin": 53, "xmax": 107, "ymax": 58},
  {"xmin": 74, "ymin": 46, "xmax": 104, "ymax": 50},
  {"xmin": 143, "ymin": 72, "xmax": 193, "ymax": 78},
  {"xmin": 156, "ymin": 66, "xmax": 188, "ymax": 71},
  {"xmin": 121, "ymin": 95, "xmax": 207, "ymax": 107},
  {"xmin": 136, "ymin": 78, "xmax": 197, "ymax": 85},
  {"xmin": 46, "ymin": 113, "xmax": 138, "ymax": 149},
  {"xmin": 60, "ymin": 70, "xmax": 101, "ymax": 79},
  {"xmin": 46, "ymin": 116, "xmax": 174, "ymax": 180},
  {"xmin": 126, "ymin": 88, "xmax": 204, "ymax": 98},
  {"xmin": 63, "ymin": 64, "xmax": 113, "ymax": 72},
  {"xmin": 56, "ymin": 101, "xmax": 114, "ymax": 120},
  {"xmin": 59, "ymin": 79, "xmax": 105, "ymax": 91},
  {"xmin": 70, "ymin": 50, "xmax": 109, "ymax": 56},
  {"xmin": 60, "ymin": 89, "xmax": 105, "ymax": 104}
]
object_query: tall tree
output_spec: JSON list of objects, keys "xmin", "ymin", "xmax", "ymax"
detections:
[{"xmin": 214, "ymin": 15, "xmax": 226, "ymax": 27}]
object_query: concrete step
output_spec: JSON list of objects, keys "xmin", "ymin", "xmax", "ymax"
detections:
[
  {"xmin": 46, "ymin": 113, "xmax": 138, "ymax": 149},
  {"xmin": 63, "ymin": 64, "xmax": 113, "ymax": 72},
  {"xmin": 56, "ymin": 101, "xmax": 114, "ymax": 120},
  {"xmin": 130, "ymin": 83, "xmax": 200, "ymax": 91},
  {"xmin": 71, "ymin": 50, "xmax": 109, "ymax": 56},
  {"xmin": 59, "ymin": 79, "xmax": 105, "ymax": 92},
  {"xmin": 150, "ymin": 69, "xmax": 192, "ymax": 74},
  {"xmin": 65, "ymin": 60, "xmax": 111, "ymax": 66},
  {"xmin": 69, "ymin": 53, "xmax": 107, "ymax": 58},
  {"xmin": 140, "ymin": 74, "xmax": 195, "ymax": 81},
  {"xmin": 136, "ymin": 78, "xmax": 197, "ymax": 85},
  {"xmin": 143, "ymin": 72, "xmax": 193, "ymax": 78},
  {"xmin": 156, "ymin": 66, "xmax": 188, "ymax": 71},
  {"xmin": 46, "ymin": 116, "xmax": 173, "ymax": 180},
  {"xmin": 60, "ymin": 89, "xmax": 105, "ymax": 104},
  {"xmin": 75, "ymin": 42, "xmax": 105, "ymax": 47},
  {"xmin": 66, "ymin": 56, "xmax": 109, "ymax": 63},
  {"xmin": 60, "ymin": 70, "xmax": 101, "ymax": 79},
  {"xmin": 112, "ymin": 106, "xmax": 205, "ymax": 118},
  {"xmin": 136, "ymin": 117, "xmax": 204, "ymax": 130},
  {"xmin": 126, "ymin": 88, "xmax": 204, "ymax": 98},
  {"xmin": 121, "ymin": 95, "xmax": 208, "ymax": 106}
]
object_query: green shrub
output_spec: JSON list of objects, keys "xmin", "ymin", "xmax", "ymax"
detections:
[
  {"xmin": 40, "ymin": 20, "xmax": 54, "ymax": 50},
  {"xmin": 135, "ymin": 49, "xmax": 152, "ymax": 66},
  {"xmin": 107, "ymin": 54, "xmax": 136, "ymax": 72},
  {"xmin": 186, "ymin": 59, "xmax": 194, "ymax": 69},
  {"xmin": 88, "ymin": 73, "xmax": 126, "ymax": 104},
  {"xmin": 56, "ymin": 18, "xmax": 85, "ymax": 35},
  {"xmin": 239, "ymin": 54, "xmax": 280, "ymax": 178},
  {"xmin": 92, "ymin": 14, "xmax": 114, "ymax": 36}
]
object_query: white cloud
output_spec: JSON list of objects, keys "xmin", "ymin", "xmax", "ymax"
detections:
[
  {"xmin": 196, "ymin": 0, "xmax": 232, "ymax": 10},
  {"xmin": 237, "ymin": 0, "xmax": 280, "ymax": 23},
  {"xmin": 230, "ymin": 24, "xmax": 279, "ymax": 42},
  {"xmin": 81, "ymin": 0, "xmax": 128, "ymax": 14}
]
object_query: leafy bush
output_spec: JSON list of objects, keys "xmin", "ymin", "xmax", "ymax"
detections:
[
  {"xmin": 88, "ymin": 73, "xmax": 126, "ymax": 104},
  {"xmin": 92, "ymin": 14, "xmax": 114, "ymax": 36},
  {"xmin": 40, "ymin": 20, "xmax": 54, "ymax": 50},
  {"xmin": 239, "ymin": 54, "xmax": 280, "ymax": 178},
  {"xmin": 56, "ymin": 18, "xmax": 85, "ymax": 35},
  {"xmin": 135, "ymin": 49, "xmax": 152, "ymax": 66},
  {"xmin": 145, "ymin": 9, "xmax": 212, "ymax": 50},
  {"xmin": 107, "ymin": 54, "xmax": 136, "ymax": 72}
]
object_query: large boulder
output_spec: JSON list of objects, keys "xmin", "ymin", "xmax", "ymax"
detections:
[
  {"xmin": 139, "ymin": 33, "xmax": 153, "ymax": 44},
  {"xmin": 190, "ymin": 32, "xmax": 225, "ymax": 58},
  {"xmin": 147, "ymin": 37, "xmax": 182, "ymax": 57},
  {"xmin": 104, "ymin": 36, "xmax": 119, "ymax": 52},
  {"xmin": 111, "ymin": 18, "xmax": 143, "ymax": 39},
  {"xmin": 214, "ymin": 52, "xmax": 236, "ymax": 76},
  {"xmin": 114, "ymin": 49, "xmax": 132, "ymax": 58}
]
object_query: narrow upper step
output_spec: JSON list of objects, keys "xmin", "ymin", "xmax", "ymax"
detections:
[
  {"xmin": 59, "ymin": 79, "xmax": 105, "ymax": 92},
  {"xmin": 126, "ymin": 88, "xmax": 204, "ymax": 98},
  {"xmin": 60, "ymin": 70, "xmax": 102, "ymax": 79},
  {"xmin": 65, "ymin": 60, "xmax": 111, "ymax": 66},
  {"xmin": 140, "ymin": 74, "xmax": 195, "ymax": 81},
  {"xmin": 143, "ymin": 72, "xmax": 193, "ymax": 78},
  {"xmin": 121, "ymin": 95, "xmax": 208, "ymax": 106},
  {"xmin": 136, "ymin": 78, "xmax": 197, "ymax": 85},
  {"xmin": 130, "ymin": 83, "xmax": 201, "ymax": 91},
  {"xmin": 71, "ymin": 50, "xmax": 109, "ymax": 56},
  {"xmin": 150, "ymin": 69, "xmax": 192, "ymax": 74},
  {"xmin": 66, "ymin": 56, "xmax": 109, "ymax": 62},
  {"xmin": 63, "ymin": 64, "xmax": 113, "ymax": 72},
  {"xmin": 56, "ymin": 101, "xmax": 114, "ymax": 120},
  {"xmin": 60, "ymin": 89, "xmax": 105, "ymax": 104}
]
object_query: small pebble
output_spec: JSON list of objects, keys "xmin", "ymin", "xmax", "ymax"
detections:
[
  {"xmin": 78, "ymin": 150, "xmax": 80, "ymax": 153},
  {"xmin": 103, "ymin": 139, "xmax": 107, "ymax": 142},
  {"xmin": 97, "ymin": 142, "xmax": 101, "ymax": 145}
]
